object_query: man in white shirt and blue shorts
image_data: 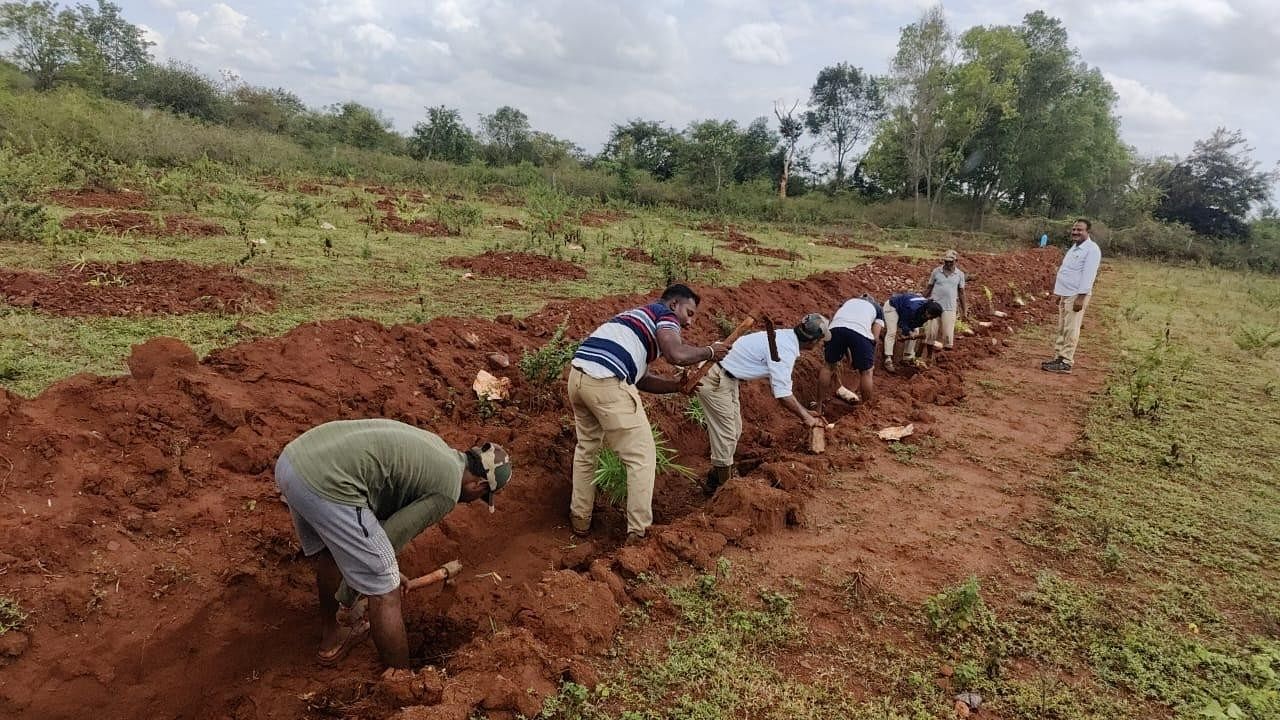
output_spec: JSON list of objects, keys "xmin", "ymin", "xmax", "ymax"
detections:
[
  {"xmin": 817, "ymin": 295, "xmax": 886, "ymax": 416},
  {"xmin": 696, "ymin": 313, "xmax": 829, "ymax": 493}
]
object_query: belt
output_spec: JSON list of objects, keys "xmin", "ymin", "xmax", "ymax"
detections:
[{"xmin": 717, "ymin": 363, "xmax": 739, "ymax": 380}]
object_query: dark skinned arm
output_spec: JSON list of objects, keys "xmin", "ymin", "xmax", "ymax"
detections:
[
  {"xmin": 636, "ymin": 372, "xmax": 683, "ymax": 394},
  {"xmin": 778, "ymin": 395, "xmax": 823, "ymax": 427},
  {"xmin": 958, "ymin": 286, "xmax": 967, "ymax": 317},
  {"xmin": 657, "ymin": 327, "xmax": 726, "ymax": 367}
]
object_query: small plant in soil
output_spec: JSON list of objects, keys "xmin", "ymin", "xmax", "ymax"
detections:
[
  {"xmin": 434, "ymin": 202, "xmax": 482, "ymax": 234},
  {"xmin": 1232, "ymin": 324, "xmax": 1280, "ymax": 352},
  {"xmin": 280, "ymin": 194, "xmax": 321, "ymax": 227},
  {"xmin": 0, "ymin": 596, "xmax": 26, "ymax": 634},
  {"xmin": 685, "ymin": 396, "xmax": 707, "ymax": 427},
  {"xmin": 712, "ymin": 311, "xmax": 735, "ymax": 339},
  {"xmin": 923, "ymin": 575, "xmax": 993, "ymax": 638},
  {"xmin": 593, "ymin": 428, "xmax": 692, "ymax": 505},
  {"xmin": 518, "ymin": 320, "xmax": 579, "ymax": 388},
  {"xmin": 359, "ymin": 242, "xmax": 373, "ymax": 261}
]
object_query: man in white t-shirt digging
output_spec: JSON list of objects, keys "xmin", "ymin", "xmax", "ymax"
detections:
[
  {"xmin": 696, "ymin": 313, "xmax": 830, "ymax": 493},
  {"xmin": 817, "ymin": 295, "xmax": 886, "ymax": 415}
]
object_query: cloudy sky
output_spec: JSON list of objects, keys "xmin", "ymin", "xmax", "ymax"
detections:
[{"xmin": 127, "ymin": 0, "xmax": 1277, "ymax": 173}]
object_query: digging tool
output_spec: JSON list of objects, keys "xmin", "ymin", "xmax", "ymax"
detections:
[
  {"xmin": 810, "ymin": 421, "xmax": 835, "ymax": 454},
  {"xmin": 680, "ymin": 316, "xmax": 754, "ymax": 394},
  {"xmin": 763, "ymin": 316, "xmax": 781, "ymax": 362},
  {"xmin": 350, "ymin": 560, "xmax": 463, "ymax": 620}
]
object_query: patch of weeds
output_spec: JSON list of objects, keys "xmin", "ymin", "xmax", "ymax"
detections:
[
  {"xmin": 435, "ymin": 202, "xmax": 483, "ymax": 234},
  {"xmin": 1100, "ymin": 543, "xmax": 1125, "ymax": 574},
  {"xmin": 359, "ymin": 242, "xmax": 373, "ymax": 261},
  {"xmin": 279, "ymin": 194, "xmax": 321, "ymax": 227},
  {"xmin": 1115, "ymin": 330, "xmax": 1191, "ymax": 420},
  {"xmin": 1232, "ymin": 324, "xmax": 1280, "ymax": 353},
  {"xmin": 0, "ymin": 596, "xmax": 26, "ymax": 634},
  {"xmin": 712, "ymin": 311, "xmax": 735, "ymax": 339},
  {"xmin": 888, "ymin": 442, "xmax": 921, "ymax": 464},
  {"xmin": 923, "ymin": 576, "xmax": 994, "ymax": 639}
]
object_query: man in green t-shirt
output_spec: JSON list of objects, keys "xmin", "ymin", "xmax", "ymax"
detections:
[{"xmin": 274, "ymin": 419, "xmax": 513, "ymax": 669}]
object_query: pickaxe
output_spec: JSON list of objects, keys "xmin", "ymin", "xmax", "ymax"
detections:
[{"xmin": 350, "ymin": 559, "xmax": 462, "ymax": 619}]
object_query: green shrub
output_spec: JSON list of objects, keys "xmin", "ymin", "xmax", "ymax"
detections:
[
  {"xmin": 518, "ymin": 320, "xmax": 579, "ymax": 388},
  {"xmin": 0, "ymin": 596, "xmax": 25, "ymax": 634},
  {"xmin": 0, "ymin": 201, "xmax": 55, "ymax": 242},
  {"xmin": 923, "ymin": 576, "xmax": 993, "ymax": 638}
]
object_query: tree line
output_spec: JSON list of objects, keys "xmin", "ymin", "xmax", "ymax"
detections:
[{"xmin": 2, "ymin": 0, "xmax": 1276, "ymax": 244}]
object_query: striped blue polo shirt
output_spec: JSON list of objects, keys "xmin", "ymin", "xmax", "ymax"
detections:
[{"xmin": 571, "ymin": 302, "xmax": 682, "ymax": 384}]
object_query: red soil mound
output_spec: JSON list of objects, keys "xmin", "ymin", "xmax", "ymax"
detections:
[
  {"xmin": 162, "ymin": 214, "xmax": 226, "ymax": 237},
  {"xmin": 614, "ymin": 247, "xmax": 725, "ymax": 269},
  {"xmin": 580, "ymin": 209, "xmax": 629, "ymax": 227},
  {"xmin": 59, "ymin": 210, "xmax": 226, "ymax": 237},
  {"xmin": 725, "ymin": 242, "xmax": 801, "ymax": 261},
  {"xmin": 0, "ymin": 260, "xmax": 276, "ymax": 316},
  {"xmin": 0, "ymin": 248, "xmax": 1060, "ymax": 719},
  {"xmin": 45, "ymin": 188, "xmax": 149, "ymax": 210},
  {"xmin": 443, "ymin": 250, "xmax": 588, "ymax": 281}
]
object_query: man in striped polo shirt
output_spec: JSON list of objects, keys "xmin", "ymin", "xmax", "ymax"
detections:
[{"xmin": 568, "ymin": 284, "xmax": 728, "ymax": 542}]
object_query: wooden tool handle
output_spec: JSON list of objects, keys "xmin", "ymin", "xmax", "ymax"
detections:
[
  {"xmin": 405, "ymin": 560, "xmax": 462, "ymax": 591},
  {"xmin": 681, "ymin": 316, "xmax": 754, "ymax": 394}
]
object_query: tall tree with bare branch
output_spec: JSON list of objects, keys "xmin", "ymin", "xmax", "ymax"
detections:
[{"xmin": 774, "ymin": 100, "xmax": 804, "ymax": 198}]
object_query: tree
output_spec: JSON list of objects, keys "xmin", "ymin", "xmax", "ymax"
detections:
[
  {"xmin": 601, "ymin": 119, "xmax": 680, "ymax": 180},
  {"xmin": 408, "ymin": 105, "xmax": 476, "ymax": 163},
  {"xmin": 479, "ymin": 106, "xmax": 533, "ymax": 166},
  {"xmin": 0, "ymin": 0, "xmax": 150, "ymax": 91},
  {"xmin": 65, "ymin": 0, "xmax": 151, "ymax": 90},
  {"xmin": 1155, "ymin": 129, "xmax": 1277, "ymax": 239},
  {"xmin": 129, "ymin": 60, "xmax": 227, "ymax": 122},
  {"xmin": 679, "ymin": 119, "xmax": 740, "ymax": 192},
  {"xmin": 774, "ymin": 100, "xmax": 804, "ymax": 198},
  {"xmin": 805, "ymin": 62, "xmax": 885, "ymax": 187},
  {"xmin": 228, "ymin": 85, "xmax": 306, "ymax": 134},
  {"xmin": 888, "ymin": 5, "xmax": 953, "ymax": 221},
  {"xmin": 0, "ymin": 1, "xmax": 73, "ymax": 89},
  {"xmin": 325, "ymin": 102, "xmax": 401, "ymax": 152},
  {"xmin": 733, "ymin": 116, "xmax": 778, "ymax": 184}
]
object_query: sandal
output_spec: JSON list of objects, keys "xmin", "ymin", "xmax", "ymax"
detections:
[{"xmin": 317, "ymin": 618, "xmax": 371, "ymax": 666}]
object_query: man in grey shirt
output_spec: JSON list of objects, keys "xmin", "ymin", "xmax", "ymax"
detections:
[{"xmin": 923, "ymin": 249, "xmax": 967, "ymax": 351}]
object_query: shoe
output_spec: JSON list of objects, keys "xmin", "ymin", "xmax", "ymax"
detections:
[
  {"xmin": 883, "ymin": 358, "xmax": 896, "ymax": 373},
  {"xmin": 625, "ymin": 532, "xmax": 645, "ymax": 546},
  {"xmin": 704, "ymin": 465, "xmax": 734, "ymax": 495},
  {"xmin": 570, "ymin": 514, "xmax": 591, "ymax": 537},
  {"xmin": 1042, "ymin": 359, "xmax": 1072, "ymax": 374},
  {"xmin": 1040, "ymin": 356, "xmax": 1062, "ymax": 368},
  {"xmin": 835, "ymin": 386, "xmax": 861, "ymax": 404}
]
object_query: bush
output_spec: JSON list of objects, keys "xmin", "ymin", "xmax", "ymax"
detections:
[
  {"xmin": 594, "ymin": 428, "xmax": 692, "ymax": 505},
  {"xmin": 0, "ymin": 201, "xmax": 55, "ymax": 242}
]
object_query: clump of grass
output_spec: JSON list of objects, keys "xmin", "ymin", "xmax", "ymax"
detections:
[
  {"xmin": 593, "ymin": 428, "xmax": 692, "ymax": 504},
  {"xmin": 0, "ymin": 596, "xmax": 27, "ymax": 634}
]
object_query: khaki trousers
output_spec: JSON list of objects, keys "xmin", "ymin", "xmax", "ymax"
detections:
[
  {"xmin": 883, "ymin": 303, "xmax": 917, "ymax": 359},
  {"xmin": 924, "ymin": 310, "xmax": 958, "ymax": 349},
  {"xmin": 567, "ymin": 368, "xmax": 656, "ymax": 535},
  {"xmin": 1053, "ymin": 294, "xmax": 1091, "ymax": 364},
  {"xmin": 695, "ymin": 364, "xmax": 741, "ymax": 468}
]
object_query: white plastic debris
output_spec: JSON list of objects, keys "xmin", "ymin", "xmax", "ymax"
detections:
[{"xmin": 876, "ymin": 423, "xmax": 915, "ymax": 441}]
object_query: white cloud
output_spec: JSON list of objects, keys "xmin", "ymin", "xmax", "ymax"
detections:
[
  {"xmin": 723, "ymin": 22, "xmax": 791, "ymax": 66},
  {"xmin": 431, "ymin": 0, "xmax": 478, "ymax": 32},
  {"xmin": 1105, "ymin": 72, "xmax": 1188, "ymax": 127},
  {"xmin": 352, "ymin": 23, "xmax": 397, "ymax": 52}
]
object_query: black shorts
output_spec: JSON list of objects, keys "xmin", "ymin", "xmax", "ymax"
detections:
[{"xmin": 824, "ymin": 327, "xmax": 876, "ymax": 371}]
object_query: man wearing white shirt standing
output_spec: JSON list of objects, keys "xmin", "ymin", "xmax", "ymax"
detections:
[
  {"xmin": 1043, "ymin": 219, "xmax": 1102, "ymax": 374},
  {"xmin": 696, "ymin": 313, "xmax": 829, "ymax": 493}
]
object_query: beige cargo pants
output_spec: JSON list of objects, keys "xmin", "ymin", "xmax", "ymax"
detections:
[
  {"xmin": 695, "ymin": 364, "xmax": 741, "ymax": 468},
  {"xmin": 567, "ymin": 368, "xmax": 656, "ymax": 536},
  {"xmin": 883, "ymin": 303, "xmax": 918, "ymax": 359},
  {"xmin": 1053, "ymin": 294, "xmax": 1091, "ymax": 364}
]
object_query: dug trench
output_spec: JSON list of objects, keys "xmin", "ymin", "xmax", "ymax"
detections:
[{"xmin": 0, "ymin": 248, "xmax": 1060, "ymax": 719}]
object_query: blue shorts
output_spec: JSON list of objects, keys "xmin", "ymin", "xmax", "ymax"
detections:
[{"xmin": 824, "ymin": 327, "xmax": 876, "ymax": 372}]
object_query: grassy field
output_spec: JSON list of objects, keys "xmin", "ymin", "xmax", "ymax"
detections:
[
  {"xmin": 539, "ymin": 261, "xmax": 1280, "ymax": 720},
  {"xmin": 0, "ymin": 174, "xmax": 974, "ymax": 397}
]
